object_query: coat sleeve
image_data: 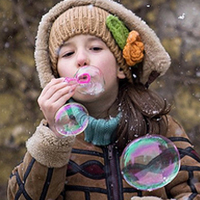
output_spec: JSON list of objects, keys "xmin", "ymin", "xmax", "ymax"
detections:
[
  {"xmin": 162, "ymin": 115, "xmax": 200, "ymax": 199},
  {"xmin": 7, "ymin": 120, "xmax": 75, "ymax": 200}
]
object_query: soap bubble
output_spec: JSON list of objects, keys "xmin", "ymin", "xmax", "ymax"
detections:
[
  {"xmin": 55, "ymin": 103, "xmax": 89, "ymax": 136},
  {"xmin": 120, "ymin": 135, "xmax": 180, "ymax": 191},
  {"xmin": 65, "ymin": 65, "xmax": 105, "ymax": 95}
]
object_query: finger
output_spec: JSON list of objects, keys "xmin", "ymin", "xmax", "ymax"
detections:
[
  {"xmin": 38, "ymin": 82, "xmax": 77, "ymax": 114},
  {"xmin": 41, "ymin": 89, "xmax": 77, "ymax": 127},
  {"xmin": 40, "ymin": 78, "xmax": 67, "ymax": 99},
  {"xmin": 42, "ymin": 78, "xmax": 78, "ymax": 101},
  {"xmin": 46, "ymin": 82, "xmax": 77, "ymax": 103}
]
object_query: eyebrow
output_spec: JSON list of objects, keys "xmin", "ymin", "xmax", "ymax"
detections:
[
  {"xmin": 60, "ymin": 41, "xmax": 73, "ymax": 48},
  {"xmin": 61, "ymin": 35, "xmax": 103, "ymax": 47},
  {"xmin": 87, "ymin": 36, "xmax": 102, "ymax": 42}
]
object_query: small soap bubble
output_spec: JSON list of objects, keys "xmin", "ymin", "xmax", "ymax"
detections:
[
  {"xmin": 120, "ymin": 135, "xmax": 180, "ymax": 191},
  {"xmin": 55, "ymin": 103, "xmax": 89, "ymax": 136}
]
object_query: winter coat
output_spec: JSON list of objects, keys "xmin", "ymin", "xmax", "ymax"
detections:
[
  {"xmin": 7, "ymin": 0, "xmax": 200, "ymax": 199},
  {"xmin": 7, "ymin": 115, "xmax": 200, "ymax": 200}
]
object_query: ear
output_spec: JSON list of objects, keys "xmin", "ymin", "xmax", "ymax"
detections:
[{"xmin": 117, "ymin": 67, "xmax": 126, "ymax": 79}]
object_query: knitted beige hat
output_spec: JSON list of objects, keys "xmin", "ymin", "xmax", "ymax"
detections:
[
  {"xmin": 35, "ymin": 0, "xmax": 171, "ymax": 88},
  {"xmin": 49, "ymin": 6, "xmax": 126, "ymax": 78}
]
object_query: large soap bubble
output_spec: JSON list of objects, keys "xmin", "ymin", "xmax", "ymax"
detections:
[{"xmin": 120, "ymin": 135, "xmax": 180, "ymax": 191}]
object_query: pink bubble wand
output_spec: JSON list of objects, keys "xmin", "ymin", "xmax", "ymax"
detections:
[{"xmin": 65, "ymin": 72, "xmax": 91, "ymax": 85}]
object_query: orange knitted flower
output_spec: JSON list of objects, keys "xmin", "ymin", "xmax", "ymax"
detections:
[{"xmin": 123, "ymin": 30, "xmax": 144, "ymax": 66}]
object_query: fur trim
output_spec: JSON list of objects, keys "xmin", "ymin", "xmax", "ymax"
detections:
[
  {"xmin": 35, "ymin": 0, "xmax": 171, "ymax": 88},
  {"xmin": 26, "ymin": 120, "xmax": 75, "ymax": 168}
]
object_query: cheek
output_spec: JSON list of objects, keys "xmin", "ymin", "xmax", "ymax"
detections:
[
  {"xmin": 57, "ymin": 60, "xmax": 65, "ymax": 76},
  {"xmin": 101, "ymin": 64, "xmax": 119, "ymax": 89},
  {"xmin": 101, "ymin": 58, "xmax": 118, "ymax": 81},
  {"xmin": 99, "ymin": 52, "xmax": 118, "ymax": 72},
  {"xmin": 57, "ymin": 60, "xmax": 75, "ymax": 78}
]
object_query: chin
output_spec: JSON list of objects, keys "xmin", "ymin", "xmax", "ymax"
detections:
[{"xmin": 72, "ymin": 93, "xmax": 101, "ymax": 104}]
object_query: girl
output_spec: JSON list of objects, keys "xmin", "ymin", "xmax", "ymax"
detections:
[{"xmin": 7, "ymin": 0, "xmax": 200, "ymax": 199}]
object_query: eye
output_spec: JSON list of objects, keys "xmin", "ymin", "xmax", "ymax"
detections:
[
  {"xmin": 62, "ymin": 51, "xmax": 74, "ymax": 57},
  {"xmin": 90, "ymin": 46, "xmax": 103, "ymax": 51}
]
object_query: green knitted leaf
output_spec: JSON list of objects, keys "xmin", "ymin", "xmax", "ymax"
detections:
[{"xmin": 106, "ymin": 15, "xmax": 129, "ymax": 50}]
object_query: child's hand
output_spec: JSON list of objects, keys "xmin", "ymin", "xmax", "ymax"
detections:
[{"xmin": 38, "ymin": 78, "xmax": 77, "ymax": 134}]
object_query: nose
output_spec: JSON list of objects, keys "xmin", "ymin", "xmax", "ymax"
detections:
[{"xmin": 76, "ymin": 50, "xmax": 89, "ymax": 67}]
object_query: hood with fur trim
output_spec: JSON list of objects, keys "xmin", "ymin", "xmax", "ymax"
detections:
[{"xmin": 34, "ymin": 0, "xmax": 171, "ymax": 88}]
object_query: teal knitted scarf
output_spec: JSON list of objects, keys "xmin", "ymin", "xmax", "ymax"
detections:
[
  {"xmin": 84, "ymin": 113, "xmax": 121, "ymax": 146},
  {"xmin": 68, "ymin": 99, "xmax": 121, "ymax": 146}
]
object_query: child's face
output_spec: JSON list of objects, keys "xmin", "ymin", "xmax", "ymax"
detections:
[{"xmin": 57, "ymin": 34, "xmax": 125, "ymax": 102}]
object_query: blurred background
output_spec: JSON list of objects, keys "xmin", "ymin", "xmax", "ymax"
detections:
[{"xmin": 0, "ymin": 0, "xmax": 200, "ymax": 199}]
